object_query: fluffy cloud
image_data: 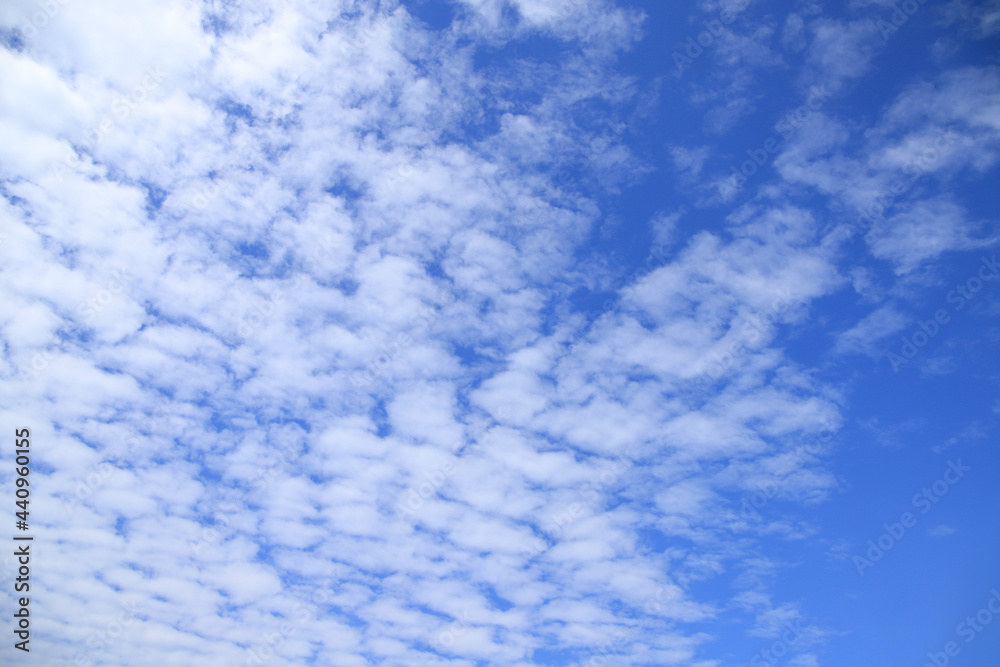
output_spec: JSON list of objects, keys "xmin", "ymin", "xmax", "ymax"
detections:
[{"xmin": 1, "ymin": 1, "xmax": 992, "ymax": 666}]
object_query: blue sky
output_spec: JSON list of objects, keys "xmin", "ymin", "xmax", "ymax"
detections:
[{"xmin": 1, "ymin": 0, "xmax": 999, "ymax": 665}]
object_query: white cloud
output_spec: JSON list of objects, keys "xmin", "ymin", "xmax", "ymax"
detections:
[
  {"xmin": 804, "ymin": 18, "xmax": 879, "ymax": 91},
  {"xmin": 927, "ymin": 524, "xmax": 956, "ymax": 538},
  {"xmin": 0, "ymin": 1, "xmax": 865, "ymax": 665},
  {"xmin": 834, "ymin": 305, "xmax": 908, "ymax": 355},
  {"xmin": 865, "ymin": 198, "xmax": 988, "ymax": 275}
]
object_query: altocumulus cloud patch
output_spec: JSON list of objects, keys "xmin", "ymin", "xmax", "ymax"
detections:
[{"xmin": 1, "ymin": 0, "xmax": 999, "ymax": 666}]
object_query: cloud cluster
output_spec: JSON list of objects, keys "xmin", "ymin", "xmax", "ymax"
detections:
[{"xmin": 2, "ymin": 1, "xmax": 995, "ymax": 666}]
